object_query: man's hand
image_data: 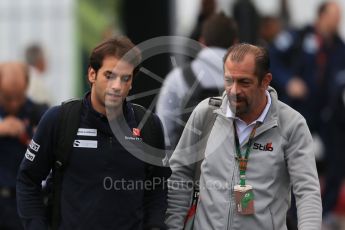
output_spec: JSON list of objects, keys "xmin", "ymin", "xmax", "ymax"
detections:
[
  {"xmin": 286, "ymin": 77, "xmax": 308, "ymax": 99},
  {"xmin": 0, "ymin": 116, "xmax": 26, "ymax": 137}
]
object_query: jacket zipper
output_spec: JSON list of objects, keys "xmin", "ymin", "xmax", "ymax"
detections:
[{"xmin": 215, "ymin": 111, "xmax": 278, "ymax": 229}]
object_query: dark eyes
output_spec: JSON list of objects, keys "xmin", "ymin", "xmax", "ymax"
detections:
[
  {"xmin": 225, "ymin": 78, "xmax": 233, "ymax": 84},
  {"xmin": 104, "ymin": 72, "xmax": 131, "ymax": 82},
  {"xmin": 241, "ymin": 80, "xmax": 251, "ymax": 85},
  {"xmin": 224, "ymin": 77, "xmax": 252, "ymax": 86},
  {"xmin": 121, "ymin": 75, "xmax": 131, "ymax": 82},
  {"xmin": 104, "ymin": 72, "xmax": 115, "ymax": 79}
]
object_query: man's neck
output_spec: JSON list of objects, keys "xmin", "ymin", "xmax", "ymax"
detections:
[
  {"xmin": 107, "ymin": 107, "xmax": 123, "ymax": 120},
  {"xmin": 90, "ymin": 94, "xmax": 106, "ymax": 115}
]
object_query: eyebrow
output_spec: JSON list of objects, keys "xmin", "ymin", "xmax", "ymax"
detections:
[
  {"xmin": 104, "ymin": 70, "xmax": 114, "ymax": 74},
  {"xmin": 224, "ymin": 74, "xmax": 252, "ymax": 79},
  {"xmin": 104, "ymin": 70, "xmax": 131, "ymax": 76}
]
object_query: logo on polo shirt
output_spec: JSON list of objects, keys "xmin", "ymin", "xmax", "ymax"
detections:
[
  {"xmin": 132, "ymin": 128, "xmax": 141, "ymax": 137},
  {"xmin": 29, "ymin": 140, "xmax": 40, "ymax": 152},
  {"xmin": 77, "ymin": 128, "xmax": 97, "ymax": 137},
  {"xmin": 25, "ymin": 150, "xmax": 36, "ymax": 162},
  {"xmin": 124, "ymin": 128, "xmax": 142, "ymax": 141},
  {"xmin": 253, "ymin": 142, "xmax": 273, "ymax": 151},
  {"xmin": 73, "ymin": 140, "xmax": 98, "ymax": 148}
]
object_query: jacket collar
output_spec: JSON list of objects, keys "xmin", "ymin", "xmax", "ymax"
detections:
[
  {"xmin": 82, "ymin": 92, "xmax": 137, "ymax": 135},
  {"xmin": 215, "ymin": 87, "xmax": 279, "ymax": 142},
  {"xmin": 255, "ymin": 87, "xmax": 279, "ymax": 136}
]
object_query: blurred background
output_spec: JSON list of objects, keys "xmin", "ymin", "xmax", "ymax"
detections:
[
  {"xmin": 1, "ymin": 0, "xmax": 345, "ymax": 229},
  {"xmin": 2, "ymin": 0, "xmax": 345, "ymax": 103}
]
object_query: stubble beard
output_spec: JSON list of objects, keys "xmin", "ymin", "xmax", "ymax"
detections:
[{"xmin": 228, "ymin": 95, "xmax": 249, "ymax": 117}]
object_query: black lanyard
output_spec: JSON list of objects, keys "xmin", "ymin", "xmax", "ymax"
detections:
[{"xmin": 233, "ymin": 120, "xmax": 261, "ymax": 186}]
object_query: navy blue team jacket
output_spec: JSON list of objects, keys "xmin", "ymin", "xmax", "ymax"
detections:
[{"xmin": 16, "ymin": 93, "xmax": 171, "ymax": 230}]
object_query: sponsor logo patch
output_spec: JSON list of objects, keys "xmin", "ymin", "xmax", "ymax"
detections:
[
  {"xmin": 29, "ymin": 140, "xmax": 40, "ymax": 152},
  {"xmin": 253, "ymin": 142, "xmax": 274, "ymax": 151},
  {"xmin": 25, "ymin": 150, "xmax": 36, "ymax": 162},
  {"xmin": 132, "ymin": 128, "xmax": 141, "ymax": 137},
  {"xmin": 73, "ymin": 140, "xmax": 98, "ymax": 148},
  {"xmin": 125, "ymin": 136, "xmax": 142, "ymax": 141},
  {"xmin": 77, "ymin": 128, "xmax": 97, "ymax": 137}
]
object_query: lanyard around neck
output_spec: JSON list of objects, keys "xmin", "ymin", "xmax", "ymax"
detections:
[{"xmin": 233, "ymin": 120, "xmax": 261, "ymax": 186}]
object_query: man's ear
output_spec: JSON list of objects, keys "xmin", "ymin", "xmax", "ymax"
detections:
[
  {"xmin": 88, "ymin": 67, "xmax": 96, "ymax": 83},
  {"xmin": 261, "ymin": 73, "xmax": 272, "ymax": 89}
]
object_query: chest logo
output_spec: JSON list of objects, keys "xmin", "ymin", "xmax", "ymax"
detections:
[
  {"xmin": 132, "ymin": 128, "xmax": 141, "ymax": 137},
  {"xmin": 77, "ymin": 128, "xmax": 97, "ymax": 137},
  {"xmin": 73, "ymin": 140, "xmax": 98, "ymax": 148},
  {"xmin": 253, "ymin": 142, "xmax": 273, "ymax": 151},
  {"xmin": 29, "ymin": 140, "xmax": 40, "ymax": 152},
  {"xmin": 25, "ymin": 150, "xmax": 36, "ymax": 162}
]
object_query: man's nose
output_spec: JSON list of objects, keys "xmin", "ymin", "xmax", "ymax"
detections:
[
  {"xmin": 110, "ymin": 77, "xmax": 122, "ymax": 90},
  {"xmin": 229, "ymin": 81, "xmax": 239, "ymax": 95}
]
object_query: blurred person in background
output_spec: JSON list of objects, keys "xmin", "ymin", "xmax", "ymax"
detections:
[
  {"xmin": 232, "ymin": 0, "xmax": 260, "ymax": 44},
  {"xmin": 322, "ymin": 70, "xmax": 345, "ymax": 230},
  {"xmin": 156, "ymin": 13, "xmax": 238, "ymax": 150},
  {"xmin": 269, "ymin": 0, "xmax": 345, "ymax": 167},
  {"xmin": 190, "ymin": 0, "xmax": 216, "ymax": 42},
  {"xmin": 268, "ymin": 3, "xmax": 345, "ymax": 228},
  {"xmin": 258, "ymin": 16, "xmax": 283, "ymax": 48},
  {"xmin": 25, "ymin": 44, "xmax": 55, "ymax": 106},
  {"xmin": 258, "ymin": 16, "xmax": 285, "ymax": 96},
  {"xmin": 184, "ymin": 0, "xmax": 217, "ymax": 64},
  {"xmin": 0, "ymin": 62, "xmax": 47, "ymax": 230}
]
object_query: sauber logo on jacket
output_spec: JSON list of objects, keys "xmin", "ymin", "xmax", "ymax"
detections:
[
  {"xmin": 253, "ymin": 142, "xmax": 273, "ymax": 151},
  {"xmin": 132, "ymin": 128, "xmax": 141, "ymax": 137},
  {"xmin": 125, "ymin": 128, "xmax": 143, "ymax": 141}
]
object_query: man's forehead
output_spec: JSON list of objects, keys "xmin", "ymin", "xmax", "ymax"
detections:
[
  {"xmin": 0, "ymin": 63, "xmax": 27, "ymax": 87},
  {"xmin": 102, "ymin": 56, "xmax": 133, "ymax": 66},
  {"xmin": 225, "ymin": 53, "xmax": 255, "ymax": 65},
  {"xmin": 224, "ymin": 73, "xmax": 256, "ymax": 80},
  {"xmin": 102, "ymin": 59, "xmax": 134, "ymax": 73},
  {"xmin": 1, "ymin": 63, "xmax": 25, "ymax": 74},
  {"xmin": 225, "ymin": 55, "xmax": 255, "ymax": 73},
  {"xmin": 105, "ymin": 68, "xmax": 133, "ymax": 75}
]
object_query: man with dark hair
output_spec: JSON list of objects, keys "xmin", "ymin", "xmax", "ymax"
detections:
[
  {"xmin": 17, "ymin": 36, "xmax": 171, "ymax": 230},
  {"xmin": 199, "ymin": 12, "xmax": 237, "ymax": 48},
  {"xmin": 166, "ymin": 43, "xmax": 321, "ymax": 229},
  {"xmin": 190, "ymin": 0, "xmax": 216, "ymax": 41},
  {"xmin": 156, "ymin": 13, "xmax": 238, "ymax": 150},
  {"xmin": 25, "ymin": 45, "xmax": 46, "ymax": 72},
  {"xmin": 25, "ymin": 44, "xmax": 55, "ymax": 106},
  {"xmin": 0, "ymin": 62, "xmax": 47, "ymax": 230}
]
